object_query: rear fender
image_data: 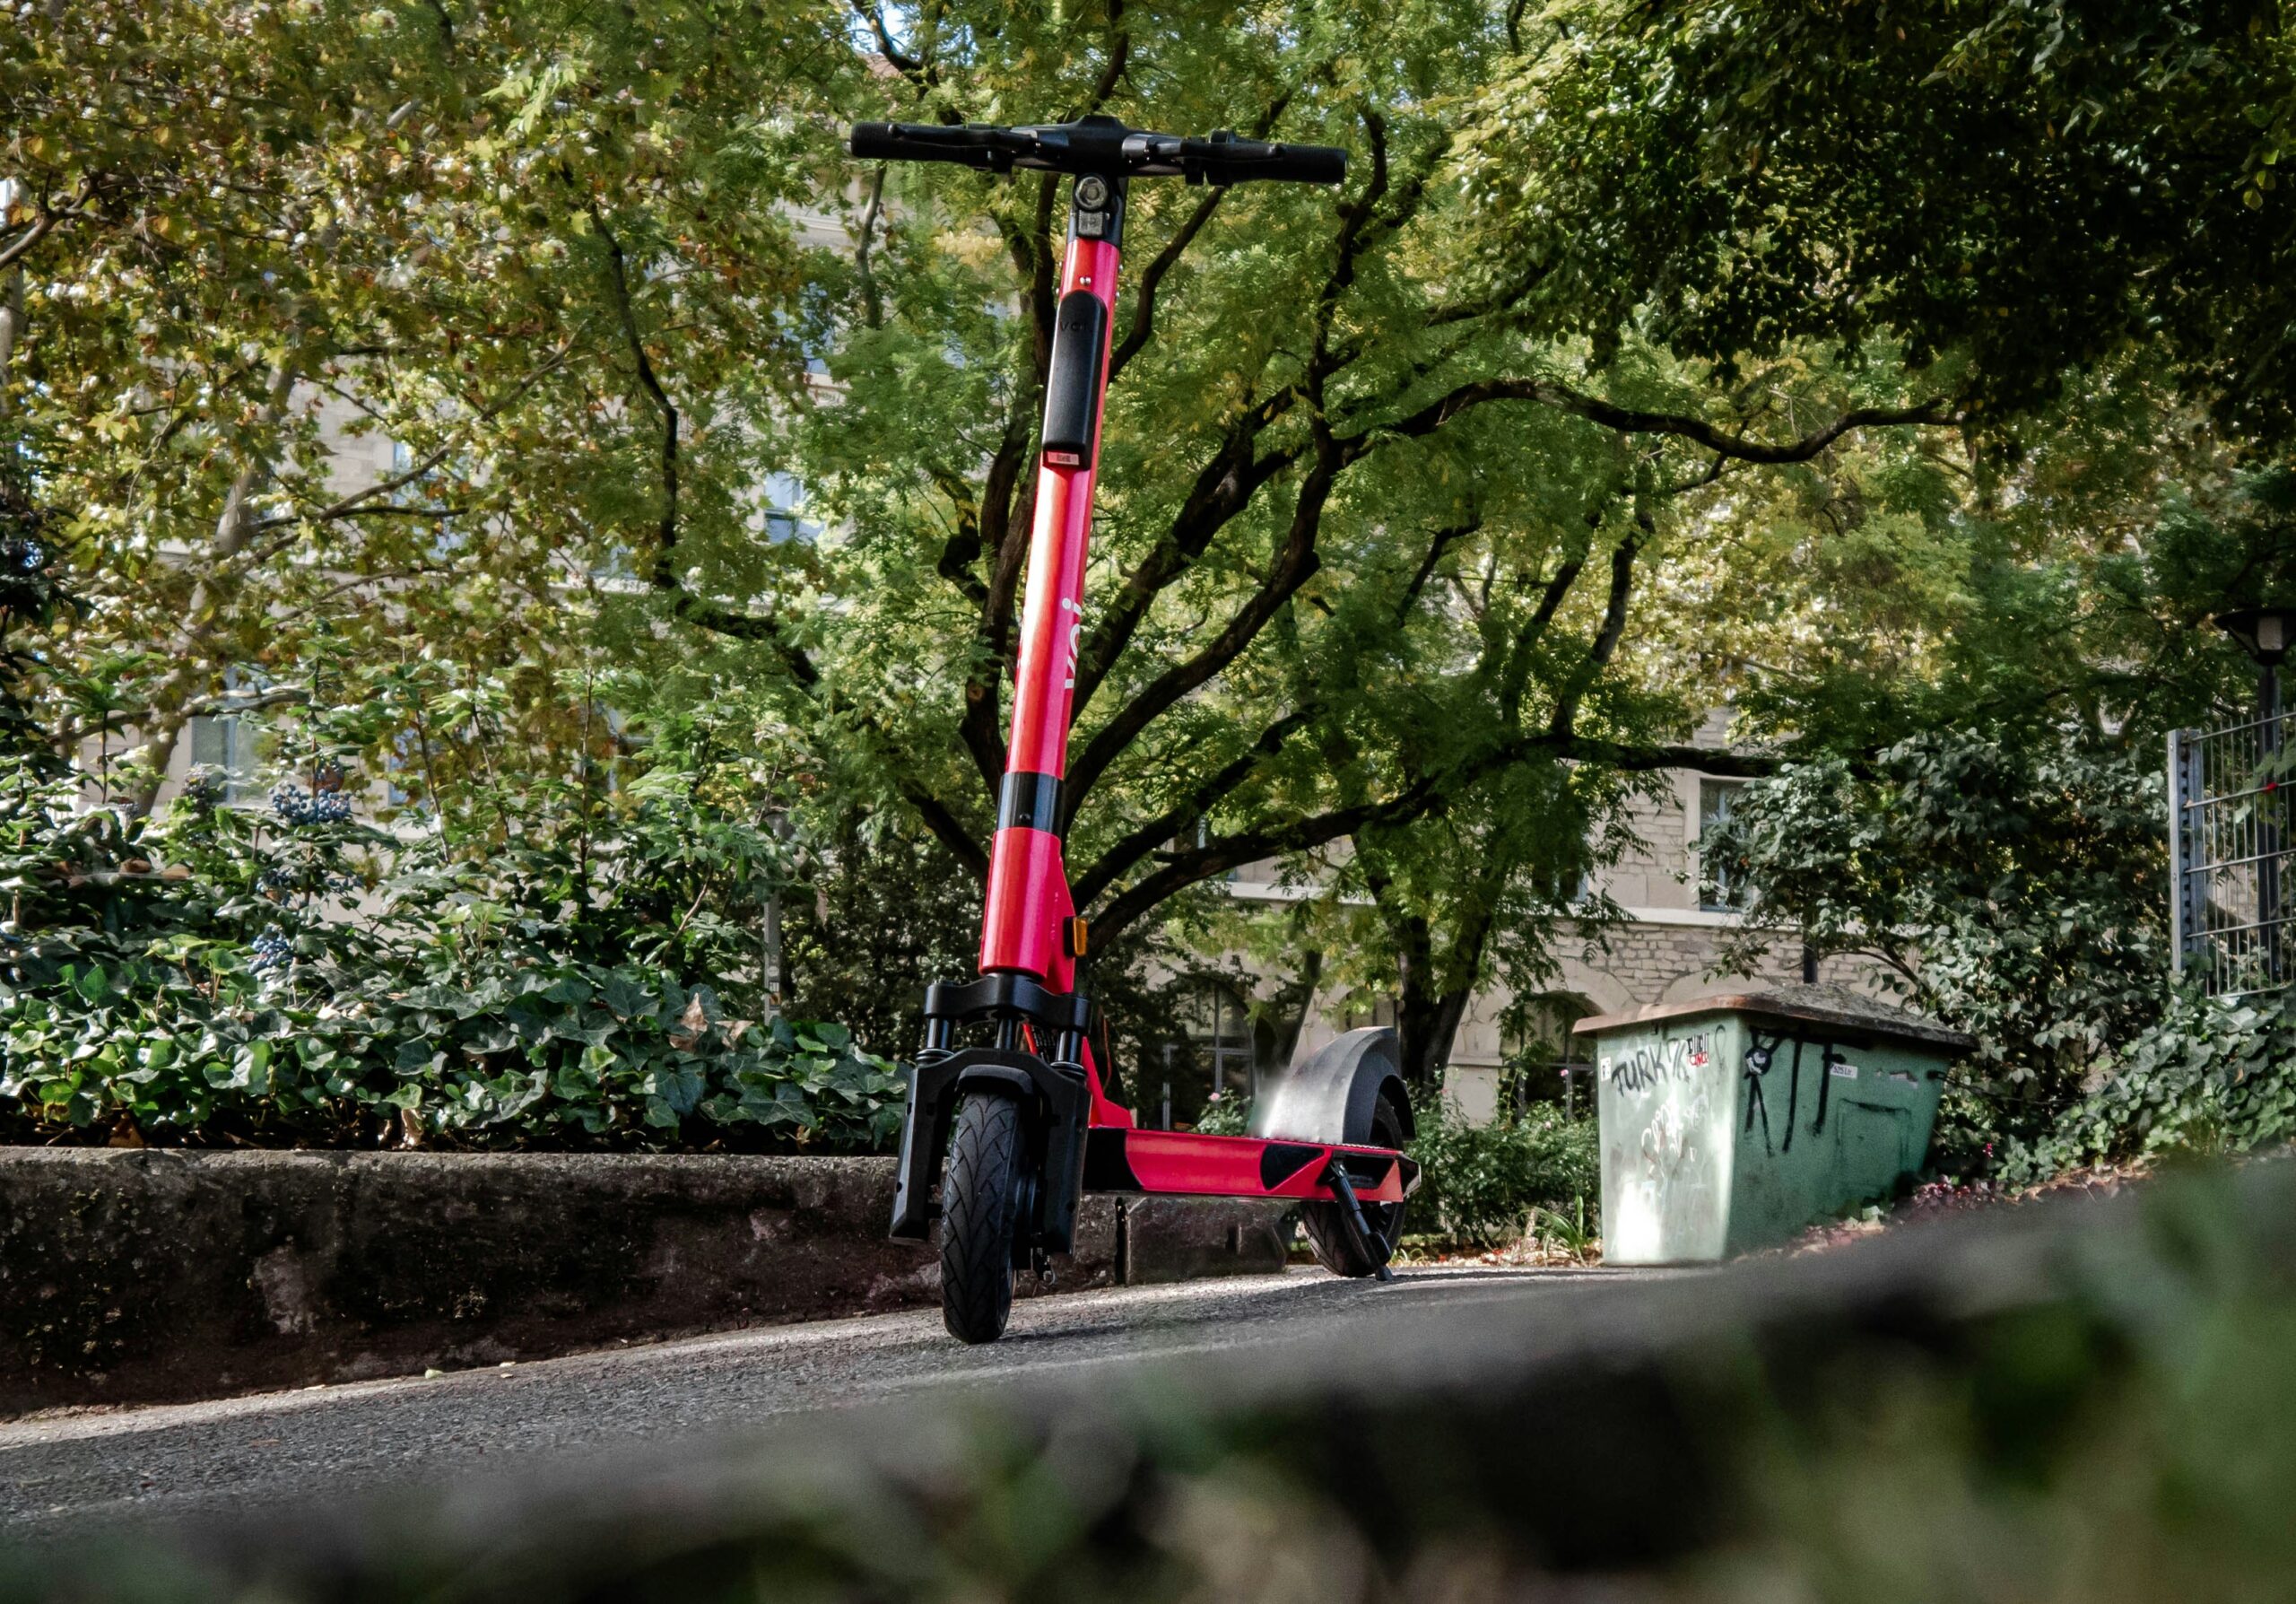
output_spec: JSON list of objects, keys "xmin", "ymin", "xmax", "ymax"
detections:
[{"xmin": 1251, "ymin": 1026, "xmax": 1414, "ymax": 1146}]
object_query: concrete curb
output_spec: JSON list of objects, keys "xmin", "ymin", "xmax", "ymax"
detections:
[{"xmin": 0, "ymin": 1149, "xmax": 1287, "ymax": 1416}]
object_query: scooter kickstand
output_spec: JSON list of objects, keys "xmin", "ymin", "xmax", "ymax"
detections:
[{"xmin": 1323, "ymin": 1158, "xmax": 1396, "ymax": 1284}]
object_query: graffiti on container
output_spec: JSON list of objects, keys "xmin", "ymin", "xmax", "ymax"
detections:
[
  {"xmin": 1600, "ymin": 1032, "xmax": 1712, "ymax": 1095},
  {"xmin": 1639, "ymin": 1092, "xmax": 1712, "ymax": 1183},
  {"xmin": 1739, "ymin": 1033, "xmax": 1895, "ymax": 1153},
  {"xmin": 1604, "ymin": 1082, "xmax": 1722, "ymax": 1255}
]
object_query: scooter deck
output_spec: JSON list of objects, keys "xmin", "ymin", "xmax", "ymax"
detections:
[{"xmin": 1081, "ymin": 1127, "xmax": 1416, "ymax": 1205}]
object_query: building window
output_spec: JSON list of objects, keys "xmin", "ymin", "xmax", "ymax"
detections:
[
  {"xmin": 187, "ymin": 710, "xmax": 259, "ymax": 805},
  {"xmin": 763, "ymin": 473, "xmax": 816, "ymax": 545},
  {"xmin": 1505, "ymin": 991, "xmax": 1596, "ymax": 1114},
  {"xmin": 1183, "ymin": 982, "xmax": 1258, "ymax": 1103},
  {"xmin": 1697, "ymin": 778, "xmax": 1749, "ymax": 911},
  {"xmin": 1149, "ymin": 981, "xmax": 1268, "ymax": 1130}
]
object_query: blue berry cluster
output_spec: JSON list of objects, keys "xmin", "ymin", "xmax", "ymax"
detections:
[
  {"xmin": 258, "ymin": 866, "xmax": 360, "ymax": 896},
  {"xmin": 271, "ymin": 782, "xmax": 353, "ymax": 827},
  {"xmin": 248, "ymin": 925, "xmax": 294, "ymax": 973}
]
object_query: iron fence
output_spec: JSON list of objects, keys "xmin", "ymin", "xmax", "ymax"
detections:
[{"xmin": 2170, "ymin": 714, "xmax": 2294, "ymax": 996}]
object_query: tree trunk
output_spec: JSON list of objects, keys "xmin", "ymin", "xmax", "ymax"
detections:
[
  {"xmin": 1262, "ymin": 948, "xmax": 1324, "ymax": 1072},
  {"xmin": 0, "ymin": 265, "xmax": 23, "ymax": 416},
  {"xmin": 1395, "ymin": 973, "xmax": 1474, "ymax": 1104},
  {"xmin": 125, "ymin": 359, "xmax": 299, "ymax": 815}
]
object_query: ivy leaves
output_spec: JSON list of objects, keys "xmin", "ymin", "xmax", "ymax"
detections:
[
  {"xmin": 0, "ymin": 717, "xmax": 904, "ymax": 1151},
  {"xmin": 2, "ymin": 952, "xmax": 904, "ymax": 1147}
]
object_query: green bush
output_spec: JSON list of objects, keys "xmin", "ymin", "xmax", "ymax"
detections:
[
  {"xmin": 1185, "ymin": 1091, "xmax": 1597, "ymax": 1244},
  {"xmin": 1190, "ymin": 1089, "xmax": 1253, "ymax": 1135},
  {"xmin": 2005, "ymin": 988, "xmax": 2296, "ymax": 1181},
  {"xmin": 0, "ymin": 753, "xmax": 904, "ymax": 1152},
  {"xmin": 1405, "ymin": 1097, "xmax": 1600, "ymax": 1246},
  {"xmin": 1702, "ymin": 736, "xmax": 2170, "ymax": 1172}
]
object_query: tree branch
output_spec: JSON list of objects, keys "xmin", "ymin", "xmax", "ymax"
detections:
[
  {"xmin": 1395, "ymin": 513, "xmax": 1480, "ymax": 627},
  {"xmin": 853, "ymin": 166, "xmax": 887, "ymax": 330},
  {"xmin": 1547, "ymin": 508, "xmax": 1645, "ymax": 742},
  {"xmin": 902, "ymin": 783, "xmax": 989, "ymax": 878},
  {"xmin": 1087, "ymin": 734, "xmax": 1785, "ymax": 939},
  {"xmin": 0, "ymin": 212, "xmax": 58, "ymax": 275},
  {"xmin": 1350, "ymin": 379, "xmax": 1952, "ymax": 466},
  {"xmin": 1074, "ymin": 2, "xmax": 1129, "ymax": 116},
  {"xmin": 0, "ymin": 177, "xmax": 96, "ymax": 273},
  {"xmin": 1105, "ymin": 90, "xmax": 1296, "ymax": 381},
  {"xmin": 1069, "ymin": 706, "xmax": 1315, "ymax": 907},
  {"xmin": 1109, "ymin": 186, "xmax": 1225, "ymax": 381},
  {"xmin": 247, "ymin": 338, "xmax": 572, "ymax": 536},
  {"xmin": 1068, "ymin": 425, "xmax": 1305, "ymax": 719},
  {"xmin": 851, "ymin": 1, "xmax": 926, "ymax": 79},
  {"xmin": 596, "ymin": 209, "xmax": 819, "ymax": 684},
  {"xmin": 1065, "ymin": 449, "xmax": 1335, "ymax": 808}
]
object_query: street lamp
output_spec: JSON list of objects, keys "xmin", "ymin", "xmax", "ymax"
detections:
[
  {"xmin": 2214, "ymin": 606, "xmax": 2296, "ymax": 983},
  {"xmin": 2214, "ymin": 604, "xmax": 2296, "ymax": 673}
]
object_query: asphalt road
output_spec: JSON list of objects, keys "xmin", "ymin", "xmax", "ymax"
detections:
[{"xmin": 0, "ymin": 1264, "xmax": 1686, "ymax": 1541}]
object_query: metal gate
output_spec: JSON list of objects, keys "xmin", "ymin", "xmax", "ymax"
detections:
[{"xmin": 2170, "ymin": 715, "xmax": 2293, "ymax": 996}]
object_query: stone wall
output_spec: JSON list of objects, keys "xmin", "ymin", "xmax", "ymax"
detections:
[
  {"xmin": 1549, "ymin": 918, "xmax": 1812, "ymax": 1018},
  {"xmin": 0, "ymin": 1150, "xmax": 1286, "ymax": 1416}
]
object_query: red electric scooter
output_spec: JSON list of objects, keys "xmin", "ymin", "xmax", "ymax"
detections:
[{"xmin": 853, "ymin": 116, "xmax": 1419, "ymax": 1343}]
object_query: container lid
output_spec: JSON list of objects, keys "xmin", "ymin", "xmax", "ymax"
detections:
[{"xmin": 1570, "ymin": 981, "xmax": 1976, "ymax": 1052}]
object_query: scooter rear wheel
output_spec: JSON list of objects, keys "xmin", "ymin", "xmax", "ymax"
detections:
[
  {"xmin": 939, "ymin": 1090, "xmax": 1025, "ymax": 1343},
  {"xmin": 1300, "ymin": 1091, "xmax": 1410, "ymax": 1277}
]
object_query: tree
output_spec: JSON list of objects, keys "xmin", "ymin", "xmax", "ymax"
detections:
[
  {"xmin": 2, "ymin": 0, "xmax": 847, "ymax": 808},
  {"xmin": 6, "ymin": 0, "xmax": 1955, "ymax": 1082},
  {"xmin": 776, "ymin": 0, "xmax": 1945, "ymax": 1022},
  {"xmin": 1458, "ymin": 0, "xmax": 2296, "ymax": 437},
  {"xmin": 1660, "ymin": 359, "xmax": 2296, "ymax": 1168}
]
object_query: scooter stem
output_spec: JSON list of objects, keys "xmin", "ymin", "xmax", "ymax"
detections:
[{"xmin": 978, "ymin": 175, "xmax": 1126, "ymax": 986}]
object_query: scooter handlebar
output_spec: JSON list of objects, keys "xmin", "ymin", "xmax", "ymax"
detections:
[{"xmin": 847, "ymin": 119, "xmax": 1345, "ymax": 186}]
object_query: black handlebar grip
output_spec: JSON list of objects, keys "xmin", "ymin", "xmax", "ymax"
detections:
[
  {"xmin": 849, "ymin": 120, "xmax": 1344, "ymax": 184},
  {"xmin": 848, "ymin": 121, "xmax": 1012, "ymax": 170},
  {"xmin": 1266, "ymin": 144, "xmax": 1347, "ymax": 185},
  {"xmin": 848, "ymin": 121, "xmax": 909, "ymax": 161},
  {"xmin": 1174, "ymin": 135, "xmax": 1346, "ymax": 186}
]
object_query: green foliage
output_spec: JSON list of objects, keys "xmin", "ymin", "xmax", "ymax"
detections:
[
  {"xmin": 1463, "ymin": 0, "xmax": 2296, "ymax": 436},
  {"xmin": 4, "ymin": 0, "xmax": 845, "ymax": 814},
  {"xmin": 2010, "ymin": 989, "xmax": 2296, "ymax": 1181},
  {"xmin": 1405, "ymin": 1097, "xmax": 1599, "ymax": 1247},
  {"xmin": 0, "ymin": 749, "xmax": 903, "ymax": 1151},
  {"xmin": 1706, "ymin": 734, "xmax": 2169, "ymax": 1166},
  {"xmin": 1190, "ymin": 1090, "xmax": 1253, "ymax": 1137},
  {"xmin": 777, "ymin": 814, "xmax": 983, "ymax": 1071}
]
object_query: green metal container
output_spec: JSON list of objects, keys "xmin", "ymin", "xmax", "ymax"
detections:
[{"xmin": 1571, "ymin": 985, "xmax": 1973, "ymax": 1264}]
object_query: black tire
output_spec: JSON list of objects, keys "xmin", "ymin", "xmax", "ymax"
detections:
[
  {"xmin": 939, "ymin": 1090, "xmax": 1026, "ymax": 1343},
  {"xmin": 1301, "ymin": 1092, "xmax": 1410, "ymax": 1278}
]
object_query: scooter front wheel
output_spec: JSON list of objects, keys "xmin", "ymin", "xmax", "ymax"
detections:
[{"xmin": 939, "ymin": 1090, "xmax": 1026, "ymax": 1343}]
